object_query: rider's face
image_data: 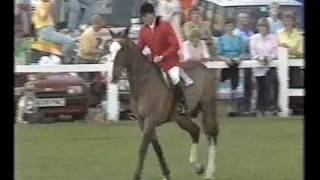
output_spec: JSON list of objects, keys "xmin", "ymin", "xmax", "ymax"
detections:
[{"xmin": 142, "ymin": 13, "xmax": 155, "ymax": 26}]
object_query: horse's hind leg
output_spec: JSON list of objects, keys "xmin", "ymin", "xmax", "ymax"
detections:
[
  {"xmin": 176, "ymin": 116, "xmax": 204, "ymax": 174},
  {"xmin": 151, "ymin": 130, "xmax": 171, "ymax": 180},
  {"xmin": 201, "ymin": 101, "xmax": 219, "ymax": 180}
]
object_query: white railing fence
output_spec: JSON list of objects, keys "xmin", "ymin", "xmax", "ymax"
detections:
[{"xmin": 14, "ymin": 48, "xmax": 304, "ymax": 121}]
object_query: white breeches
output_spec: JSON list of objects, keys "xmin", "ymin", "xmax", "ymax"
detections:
[{"xmin": 168, "ymin": 66, "xmax": 181, "ymax": 85}]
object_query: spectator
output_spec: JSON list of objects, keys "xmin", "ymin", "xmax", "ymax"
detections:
[
  {"xmin": 32, "ymin": 0, "xmax": 76, "ymax": 63},
  {"xmin": 77, "ymin": 15, "xmax": 106, "ymax": 64},
  {"xmin": 182, "ymin": 29, "xmax": 210, "ymax": 62},
  {"xmin": 267, "ymin": 1, "xmax": 284, "ymax": 34},
  {"xmin": 250, "ymin": 18, "xmax": 278, "ymax": 116},
  {"xmin": 53, "ymin": 0, "xmax": 66, "ymax": 29},
  {"xmin": 278, "ymin": 12, "xmax": 304, "ymax": 59},
  {"xmin": 180, "ymin": 0, "xmax": 193, "ymax": 23},
  {"xmin": 67, "ymin": 0, "xmax": 95, "ymax": 32},
  {"xmin": 183, "ymin": 6, "xmax": 216, "ymax": 58},
  {"xmin": 278, "ymin": 11, "xmax": 304, "ymax": 114},
  {"xmin": 233, "ymin": 12, "xmax": 255, "ymax": 113},
  {"xmin": 158, "ymin": 0, "xmax": 184, "ymax": 58},
  {"xmin": 76, "ymin": 15, "xmax": 107, "ymax": 84},
  {"xmin": 265, "ymin": 1, "xmax": 283, "ymax": 114},
  {"xmin": 16, "ymin": 0, "xmax": 32, "ymax": 36},
  {"xmin": 217, "ymin": 18, "xmax": 245, "ymax": 116}
]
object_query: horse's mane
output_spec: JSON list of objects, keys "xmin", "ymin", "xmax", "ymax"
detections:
[{"xmin": 122, "ymin": 38, "xmax": 173, "ymax": 89}]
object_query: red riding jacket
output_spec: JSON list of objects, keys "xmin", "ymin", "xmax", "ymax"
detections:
[{"xmin": 138, "ymin": 17, "xmax": 180, "ymax": 71}]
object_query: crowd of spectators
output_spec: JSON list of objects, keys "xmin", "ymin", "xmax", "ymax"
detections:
[{"xmin": 27, "ymin": 0, "xmax": 304, "ymax": 116}]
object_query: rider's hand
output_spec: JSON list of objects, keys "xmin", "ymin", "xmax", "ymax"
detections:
[
  {"xmin": 153, "ymin": 56, "xmax": 163, "ymax": 63},
  {"xmin": 142, "ymin": 46, "xmax": 152, "ymax": 56},
  {"xmin": 225, "ymin": 58, "xmax": 232, "ymax": 66}
]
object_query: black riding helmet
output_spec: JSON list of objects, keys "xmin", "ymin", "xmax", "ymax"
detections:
[{"xmin": 140, "ymin": 2, "xmax": 155, "ymax": 16}]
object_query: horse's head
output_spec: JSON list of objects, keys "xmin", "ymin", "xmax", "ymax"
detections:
[{"xmin": 108, "ymin": 27, "xmax": 133, "ymax": 84}]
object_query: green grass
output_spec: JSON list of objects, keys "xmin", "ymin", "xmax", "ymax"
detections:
[{"xmin": 15, "ymin": 117, "xmax": 303, "ymax": 180}]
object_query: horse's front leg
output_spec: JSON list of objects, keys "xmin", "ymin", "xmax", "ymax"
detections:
[
  {"xmin": 133, "ymin": 120, "xmax": 154, "ymax": 180},
  {"xmin": 150, "ymin": 130, "xmax": 171, "ymax": 180}
]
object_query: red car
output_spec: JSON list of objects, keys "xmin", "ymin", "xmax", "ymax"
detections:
[{"xmin": 15, "ymin": 73, "xmax": 97, "ymax": 123}]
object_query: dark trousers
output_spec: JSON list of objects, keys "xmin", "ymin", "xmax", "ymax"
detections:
[
  {"xmin": 266, "ymin": 68, "xmax": 279, "ymax": 110},
  {"xmin": 289, "ymin": 67, "xmax": 304, "ymax": 114},
  {"xmin": 75, "ymin": 56, "xmax": 99, "ymax": 82},
  {"xmin": 256, "ymin": 76, "xmax": 268, "ymax": 112},
  {"xmin": 241, "ymin": 69, "xmax": 253, "ymax": 111},
  {"xmin": 221, "ymin": 63, "xmax": 240, "ymax": 113},
  {"xmin": 221, "ymin": 63, "xmax": 239, "ymax": 90},
  {"xmin": 289, "ymin": 67, "xmax": 304, "ymax": 88}
]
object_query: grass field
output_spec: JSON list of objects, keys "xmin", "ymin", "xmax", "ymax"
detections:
[{"xmin": 15, "ymin": 116, "xmax": 303, "ymax": 180}]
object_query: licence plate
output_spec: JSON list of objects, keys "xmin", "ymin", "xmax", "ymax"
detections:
[{"xmin": 36, "ymin": 98, "xmax": 66, "ymax": 107}]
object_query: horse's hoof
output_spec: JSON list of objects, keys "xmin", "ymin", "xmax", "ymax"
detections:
[
  {"xmin": 204, "ymin": 175, "xmax": 214, "ymax": 180},
  {"xmin": 163, "ymin": 174, "xmax": 171, "ymax": 180},
  {"xmin": 132, "ymin": 175, "xmax": 141, "ymax": 180},
  {"xmin": 195, "ymin": 163, "xmax": 204, "ymax": 175}
]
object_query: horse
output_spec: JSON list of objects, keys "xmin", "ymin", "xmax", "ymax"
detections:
[{"xmin": 108, "ymin": 28, "xmax": 219, "ymax": 180}]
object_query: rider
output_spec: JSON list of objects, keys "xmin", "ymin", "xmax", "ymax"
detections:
[
  {"xmin": 138, "ymin": 2, "xmax": 194, "ymax": 112},
  {"xmin": 32, "ymin": 0, "xmax": 76, "ymax": 63}
]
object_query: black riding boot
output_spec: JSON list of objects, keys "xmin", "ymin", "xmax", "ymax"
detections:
[{"xmin": 175, "ymin": 82, "xmax": 188, "ymax": 115}]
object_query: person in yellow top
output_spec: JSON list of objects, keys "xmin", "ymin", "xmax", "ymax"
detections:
[
  {"xmin": 32, "ymin": 0, "xmax": 76, "ymax": 62},
  {"xmin": 77, "ymin": 15, "xmax": 107, "ymax": 63},
  {"xmin": 278, "ymin": 11, "xmax": 304, "ymax": 88},
  {"xmin": 76, "ymin": 15, "xmax": 107, "ymax": 83},
  {"xmin": 278, "ymin": 12, "xmax": 304, "ymax": 58}
]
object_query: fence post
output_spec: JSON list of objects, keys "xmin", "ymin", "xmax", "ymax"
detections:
[
  {"xmin": 106, "ymin": 61, "xmax": 119, "ymax": 121},
  {"xmin": 278, "ymin": 47, "xmax": 289, "ymax": 117}
]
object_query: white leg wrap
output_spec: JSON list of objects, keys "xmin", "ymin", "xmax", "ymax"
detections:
[
  {"xmin": 16, "ymin": 96, "xmax": 26, "ymax": 123},
  {"xmin": 106, "ymin": 58, "xmax": 120, "ymax": 122},
  {"xmin": 189, "ymin": 143, "xmax": 198, "ymax": 163},
  {"xmin": 205, "ymin": 142, "xmax": 216, "ymax": 179},
  {"xmin": 107, "ymin": 83, "xmax": 119, "ymax": 121}
]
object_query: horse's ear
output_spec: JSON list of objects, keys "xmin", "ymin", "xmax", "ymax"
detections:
[
  {"xmin": 109, "ymin": 29, "xmax": 116, "ymax": 38},
  {"xmin": 122, "ymin": 27, "xmax": 130, "ymax": 38}
]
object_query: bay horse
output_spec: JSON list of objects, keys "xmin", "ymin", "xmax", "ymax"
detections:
[{"xmin": 108, "ymin": 28, "xmax": 219, "ymax": 180}]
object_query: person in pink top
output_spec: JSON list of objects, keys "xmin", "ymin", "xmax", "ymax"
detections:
[{"xmin": 250, "ymin": 18, "xmax": 279, "ymax": 116}]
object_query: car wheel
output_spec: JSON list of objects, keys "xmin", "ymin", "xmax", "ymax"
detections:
[
  {"xmin": 72, "ymin": 114, "xmax": 87, "ymax": 121},
  {"xmin": 40, "ymin": 117, "xmax": 57, "ymax": 124},
  {"xmin": 24, "ymin": 112, "xmax": 44, "ymax": 124}
]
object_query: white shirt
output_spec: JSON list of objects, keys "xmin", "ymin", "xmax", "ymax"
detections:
[
  {"xmin": 250, "ymin": 33, "xmax": 279, "ymax": 77},
  {"xmin": 183, "ymin": 40, "xmax": 210, "ymax": 61}
]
